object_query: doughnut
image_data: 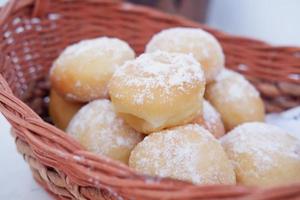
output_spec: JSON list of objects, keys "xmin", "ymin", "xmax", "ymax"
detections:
[
  {"xmin": 192, "ymin": 100, "xmax": 225, "ymax": 138},
  {"xmin": 67, "ymin": 99, "xmax": 143, "ymax": 164},
  {"xmin": 146, "ymin": 27, "xmax": 224, "ymax": 82},
  {"xmin": 108, "ymin": 50, "xmax": 206, "ymax": 134},
  {"xmin": 49, "ymin": 89, "xmax": 83, "ymax": 130},
  {"xmin": 221, "ymin": 122, "xmax": 300, "ymax": 186},
  {"xmin": 50, "ymin": 37, "xmax": 135, "ymax": 102},
  {"xmin": 205, "ymin": 69, "xmax": 265, "ymax": 131},
  {"xmin": 129, "ymin": 124, "xmax": 236, "ymax": 184}
]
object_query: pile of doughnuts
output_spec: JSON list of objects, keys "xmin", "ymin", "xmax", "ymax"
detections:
[{"xmin": 49, "ymin": 28, "xmax": 300, "ymax": 186}]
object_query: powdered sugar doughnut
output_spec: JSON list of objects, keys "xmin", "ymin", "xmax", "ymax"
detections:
[
  {"xmin": 49, "ymin": 89, "xmax": 83, "ymax": 130},
  {"xmin": 108, "ymin": 51, "xmax": 206, "ymax": 134},
  {"xmin": 129, "ymin": 124, "xmax": 236, "ymax": 184},
  {"xmin": 221, "ymin": 122, "xmax": 300, "ymax": 186},
  {"xmin": 146, "ymin": 27, "xmax": 224, "ymax": 82},
  {"xmin": 205, "ymin": 69, "xmax": 265, "ymax": 130},
  {"xmin": 67, "ymin": 99, "xmax": 143, "ymax": 164},
  {"xmin": 50, "ymin": 37, "xmax": 135, "ymax": 102},
  {"xmin": 192, "ymin": 100, "xmax": 225, "ymax": 138}
]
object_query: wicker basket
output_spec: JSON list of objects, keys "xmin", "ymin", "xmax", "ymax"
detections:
[{"xmin": 0, "ymin": 0, "xmax": 299, "ymax": 199}]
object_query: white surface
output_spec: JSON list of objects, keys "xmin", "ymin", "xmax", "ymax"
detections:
[
  {"xmin": 1, "ymin": 0, "xmax": 300, "ymax": 199},
  {"xmin": 0, "ymin": 114, "xmax": 51, "ymax": 200}
]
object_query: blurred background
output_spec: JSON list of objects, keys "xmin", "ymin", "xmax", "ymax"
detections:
[
  {"xmin": 129, "ymin": 0, "xmax": 300, "ymax": 46},
  {"xmin": 1, "ymin": 0, "xmax": 300, "ymax": 200}
]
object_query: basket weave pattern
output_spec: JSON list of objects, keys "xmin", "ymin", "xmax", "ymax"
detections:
[{"xmin": 0, "ymin": 0, "xmax": 299, "ymax": 199}]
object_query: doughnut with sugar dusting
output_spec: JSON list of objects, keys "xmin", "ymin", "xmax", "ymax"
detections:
[
  {"xmin": 129, "ymin": 124, "xmax": 236, "ymax": 184},
  {"xmin": 146, "ymin": 27, "xmax": 224, "ymax": 83},
  {"xmin": 108, "ymin": 51, "xmax": 206, "ymax": 134},
  {"xmin": 221, "ymin": 122, "xmax": 300, "ymax": 186},
  {"xmin": 67, "ymin": 99, "xmax": 143, "ymax": 164},
  {"xmin": 205, "ymin": 69, "xmax": 265, "ymax": 131},
  {"xmin": 50, "ymin": 37, "xmax": 135, "ymax": 102}
]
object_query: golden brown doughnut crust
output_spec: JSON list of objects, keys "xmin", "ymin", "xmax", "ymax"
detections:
[
  {"xmin": 49, "ymin": 89, "xmax": 83, "ymax": 130},
  {"xmin": 50, "ymin": 37, "xmax": 135, "ymax": 102}
]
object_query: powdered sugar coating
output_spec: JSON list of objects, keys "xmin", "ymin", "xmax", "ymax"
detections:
[
  {"xmin": 146, "ymin": 28, "xmax": 212, "ymax": 60},
  {"xmin": 214, "ymin": 69, "xmax": 259, "ymax": 102},
  {"xmin": 67, "ymin": 99, "xmax": 143, "ymax": 164},
  {"xmin": 112, "ymin": 50, "xmax": 205, "ymax": 105},
  {"xmin": 129, "ymin": 124, "xmax": 236, "ymax": 184},
  {"xmin": 146, "ymin": 27, "xmax": 224, "ymax": 82},
  {"xmin": 221, "ymin": 122, "xmax": 300, "ymax": 186},
  {"xmin": 54, "ymin": 37, "xmax": 134, "ymax": 69},
  {"xmin": 203, "ymin": 100, "xmax": 220, "ymax": 129}
]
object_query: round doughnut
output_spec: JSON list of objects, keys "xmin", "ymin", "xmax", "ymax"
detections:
[
  {"xmin": 49, "ymin": 89, "xmax": 83, "ymax": 130},
  {"xmin": 205, "ymin": 69, "xmax": 265, "ymax": 131},
  {"xmin": 129, "ymin": 124, "xmax": 236, "ymax": 184},
  {"xmin": 67, "ymin": 99, "xmax": 143, "ymax": 164},
  {"xmin": 108, "ymin": 50, "xmax": 206, "ymax": 134},
  {"xmin": 146, "ymin": 27, "xmax": 224, "ymax": 82},
  {"xmin": 221, "ymin": 122, "xmax": 300, "ymax": 187},
  {"xmin": 192, "ymin": 100, "xmax": 225, "ymax": 138},
  {"xmin": 50, "ymin": 37, "xmax": 135, "ymax": 102}
]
